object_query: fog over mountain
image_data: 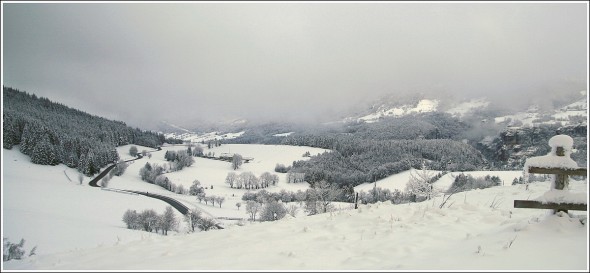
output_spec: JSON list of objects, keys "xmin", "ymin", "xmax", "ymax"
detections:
[{"xmin": 3, "ymin": 2, "xmax": 587, "ymax": 130}]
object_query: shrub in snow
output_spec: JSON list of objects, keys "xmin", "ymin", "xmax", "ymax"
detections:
[
  {"xmin": 260, "ymin": 201, "xmax": 287, "ymax": 221},
  {"xmin": 274, "ymin": 163, "xmax": 291, "ymax": 173},
  {"xmin": 129, "ymin": 146, "xmax": 138, "ymax": 156},
  {"xmin": 197, "ymin": 217, "xmax": 218, "ymax": 231},
  {"xmin": 449, "ymin": 173, "xmax": 501, "ymax": 193},
  {"xmin": 3, "ymin": 238, "xmax": 35, "ymax": 261},
  {"xmin": 112, "ymin": 160, "xmax": 128, "ymax": 176}
]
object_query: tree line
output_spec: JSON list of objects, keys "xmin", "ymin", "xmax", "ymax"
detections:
[
  {"xmin": 3, "ymin": 87, "xmax": 180, "ymax": 176},
  {"xmin": 122, "ymin": 206, "xmax": 178, "ymax": 235},
  {"xmin": 287, "ymin": 137, "xmax": 486, "ymax": 188}
]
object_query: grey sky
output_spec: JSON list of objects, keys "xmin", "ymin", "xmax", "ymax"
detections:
[{"xmin": 2, "ymin": 2, "xmax": 587, "ymax": 130}]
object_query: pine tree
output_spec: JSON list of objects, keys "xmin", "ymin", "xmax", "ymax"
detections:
[{"xmin": 31, "ymin": 137, "xmax": 58, "ymax": 165}]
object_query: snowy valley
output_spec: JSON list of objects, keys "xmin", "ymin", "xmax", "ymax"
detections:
[{"xmin": 2, "ymin": 141, "xmax": 588, "ymax": 270}]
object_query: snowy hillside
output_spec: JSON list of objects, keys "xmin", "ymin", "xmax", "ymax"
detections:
[
  {"xmin": 445, "ymin": 99, "xmax": 491, "ymax": 118},
  {"xmin": 346, "ymin": 99, "xmax": 440, "ymax": 123},
  {"xmin": 353, "ymin": 168, "xmax": 523, "ymax": 194},
  {"xmin": 339, "ymin": 91, "xmax": 587, "ymax": 128},
  {"xmin": 3, "ymin": 144, "xmax": 588, "ymax": 270},
  {"xmin": 495, "ymin": 92, "xmax": 587, "ymax": 127},
  {"xmin": 163, "ymin": 131, "xmax": 245, "ymax": 143}
]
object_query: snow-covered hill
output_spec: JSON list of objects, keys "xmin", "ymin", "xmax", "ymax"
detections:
[
  {"xmin": 344, "ymin": 99, "xmax": 440, "ymax": 123},
  {"xmin": 2, "ymin": 145, "xmax": 588, "ymax": 270},
  {"xmin": 163, "ymin": 131, "xmax": 246, "ymax": 143},
  {"xmin": 445, "ymin": 99, "xmax": 491, "ymax": 118},
  {"xmin": 495, "ymin": 94, "xmax": 587, "ymax": 127},
  {"xmin": 339, "ymin": 90, "xmax": 587, "ymax": 128}
]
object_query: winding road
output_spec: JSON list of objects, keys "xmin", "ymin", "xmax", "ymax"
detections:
[{"xmin": 88, "ymin": 146, "xmax": 224, "ymax": 229}]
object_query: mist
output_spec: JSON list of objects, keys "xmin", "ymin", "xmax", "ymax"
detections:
[{"xmin": 3, "ymin": 2, "xmax": 587, "ymax": 130}]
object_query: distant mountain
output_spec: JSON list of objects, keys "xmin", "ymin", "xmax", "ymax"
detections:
[
  {"xmin": 340, "ymin": 90, "xmax": 587, "ymax": 128},
  {"xmin": 344, "ymin": 98, "xmax": 440, "ymax": 123},
  {"xmin": 494, "ymin": 93, "xmax": 587, "ymax": 127}
]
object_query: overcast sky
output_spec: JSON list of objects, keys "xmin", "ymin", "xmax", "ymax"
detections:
[{"xmin": 3, "ymin": 2, "xmax": 588, "ymax": 130}]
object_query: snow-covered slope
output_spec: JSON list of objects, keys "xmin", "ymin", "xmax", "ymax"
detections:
[
  {"xmin": 3, "ymin": 144, "xmax": 588, "ymax": 270},
  {"xmin": 495, "ymin": 92, "xmax": 587, "ymax": 127},
  {"xmin": 163, "ymin": 131, "xmax": 245, "ymax": 143},
  {"xmin": 340, "ymin": 90, "xmax": 586, "ymax": 127},
  {"xmin": 445, "ymin": 99, "xmax": 491, "ymax": 118},
  {"xmin": 346, "ymin": 99, "xmax": 440, "ymax": 123}
]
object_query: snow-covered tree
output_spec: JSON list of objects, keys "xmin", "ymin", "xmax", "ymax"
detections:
[
  {"xmin": 405, "ymin": 164, "xmax": 439, "ymax": 201},
  {"xmin": 225, "ymin": 172, "xmax": 237, "ymax": 188},
  {"xmin": 189, "ymin": 180, "xmax": 204, "ymax": 196},
  {"xmin": 159, "ymin": 206, "xmax": 178, "ymax": 235},
  {"xmin": 246, "ymin": 200, "xmax": 261, "ymax": 221},
  {"xmin": 232, "ymin": 154, "xmax": 243, "ymax": 170},
  {"xmin": 215, "ymin": 196, "xmax": 225, "ymax": 208},
  {"xmin": 197, "ymin": 217, "xmax": 217, "ymax": 231},
  {"xmin": 3, "ymin": 238, "xmax": 26, "ymax": 261},
  {"xmin": 129, "ymin": 146, "xmax": 138, "ymax": 156},
  {"xmin": 312, "ymin": 180, "xmax": 342, "ymax": 213},
  {"xmin": 139, "ymin": 209, "xmax": 159, "ymax": 232},
  {"xmin": 260, "ymin": 201, "xmax": 287, "ymax": 221},
  {"xmin": 122, "ymin": 209, "xmax": 140, "ymax": 229},
  {"xmin": 184, "ymin": 209, "xmax": 202, "ymax": 232},
  {"xmin": 112, "ymin": 160, "xmax": 128, "ymax": 176},
  {"xmin": 30, "ymin": 136, "xmax": 58, "ymax": 165}
]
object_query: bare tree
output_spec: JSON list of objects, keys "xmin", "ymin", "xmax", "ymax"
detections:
[
  {"xmin": 129, "ymin": 146, "xmax": 138, "ymax": 156},
  {"xmin": 139, "ymin": 209, "xmax": 159, "ymax": 232},
  {"xmin": 232, "ymin": 154, "xmax": 243, "ymax": 170},
  {"xmin": 314, "ymin": 180, "xmax": 343, "ymax": 213},
  {"xmin": 184, "ymin": 209, "xmax": 202, "ymax": 232},
  {"xmin": 122, "ymin": 209, "xmax": 139, "ymax": 229},
  {"xmin": 177, "ymin": 184, "xmax": 186, "ymax": 194},
  {"xmin": 225, "ymin": 172, "xmax": 237, "ymax": 188},
  {"xmin": 197, "ymin": 192, "xmax": 206, "ymax": 203},
  {"xmin": 160, "ymin": 206, "xmax": 178, "ymax": 235},
  {"xmin": 216, "ymin": 196, "xmax": 225, "ymax": 208},
  {"xmin": 405, "ymin": 164, "xmax": 439, "ymax": 201},
  {"xmin": 189, "ymin": 180, "xmax": 204, "ymax": 196},
  {"xmin": 246, "ymin": 200, "xmax": 261, "ymax": 221},
  {"xmin": 260, "ymin": 201, "xmax": 287, "ymax": 221}
]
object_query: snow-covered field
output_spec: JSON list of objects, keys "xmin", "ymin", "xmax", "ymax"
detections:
[
  {"xmin": 2, "ymin": 144, "xmax": 588, "ymax": 270},
  {"xmin": 111, "ymin": 144, "xmax": 329, "ymax": 221},
  {"xmin": 354, "ymin": 168, "xmax": 523, "ymax": 194}
]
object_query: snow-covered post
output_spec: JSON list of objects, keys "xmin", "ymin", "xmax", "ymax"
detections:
[
  {"xmin": 525, "ymin": 135, "xmax": 579, "ymax": 191},
  {"xmin": 517, "ymin": 135, "xmax": 587, "ymax": 213},
  {"xmin": 547, "ymin": 136, "xmax": 569, "ymax": 190}
]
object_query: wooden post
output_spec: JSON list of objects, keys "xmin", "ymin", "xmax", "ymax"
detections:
[
  {"xmin": 354, "ymin": 192, "xmax": 359, "ymax": 209},
  {"xmin": 514, "ymin": 135, "xmax": 587, "ymax": 214},
  {"xmin": 554, "ymin": 146, "xmax": 568, "ymax": 191}
]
